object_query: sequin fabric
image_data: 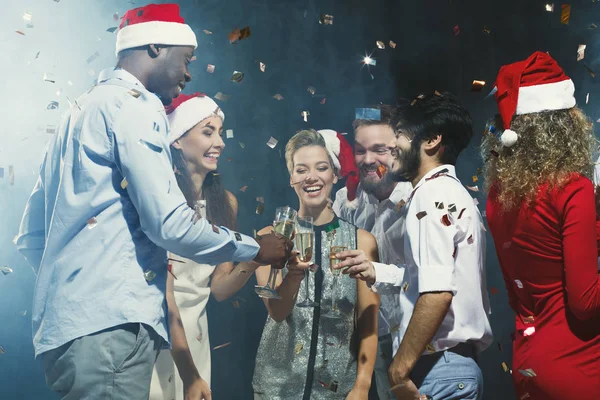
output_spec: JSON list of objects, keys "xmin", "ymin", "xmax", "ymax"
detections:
[{"xmin": 253, "ymin": 218, "xmax": 358, "ymax": 399}]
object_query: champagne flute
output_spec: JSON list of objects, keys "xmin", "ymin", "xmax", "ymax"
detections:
[
  {"xmin": 255, "ymin": 206, "xmax": 297, "ymax": 299},
  {"xmin": 295, "ymin": 216, "xmax": 317, "ymax": 308},
  {"xmin": 322, "ymin": 245, "xmax": 347, "ymax": 319}
]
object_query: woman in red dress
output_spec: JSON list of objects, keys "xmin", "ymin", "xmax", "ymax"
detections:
[{"xmin": 483, "ymin": 51, "xmax": 600, "ymax": 400}]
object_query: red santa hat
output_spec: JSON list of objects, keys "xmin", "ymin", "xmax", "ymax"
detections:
[
  {"xmin": 165, "ymin": 93, "xmax": 225, "ymax": 144},
  {"xmin": 493, "ymin": 51, "xmax": 576, "ymax": 147},
  {"xmin": 116, "ymin": 3, "xmax": 197, "ymax": 56},
  {"xmin": 317, "ymin": 129, "xmax": 360, "ymax": 209}
]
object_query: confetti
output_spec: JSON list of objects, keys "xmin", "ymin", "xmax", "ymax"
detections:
[
  {"xmin": 138, "ymin": 139, "xmax": 163, "ymax": 153},
  {"xmin": 203, "ymin": 29, "xmax": 212, "ymax": 35},
  {"xmin": 560, "ymin": 4, "xmax": 571, "ymax": 25},
  {"xmin": 520, "ymin": 393, "xmax": 531, "ymax": 400},
  {"xmin": 466, "ymin": 185, "xmax": 479, "ymax": 192},
  {"xmin": 87, "ymin": 217, "xmax": 98, "ymax": 229},
  {"xmin": 294, "ymin": 343, "xmax": 304, "ymax": 354},
  {"xmin": 376, "ymin": 40, "xmax": 385, "ymax": 49},
  {"xmin": 47, "ymin": 101, "xmax": 59, "ymax": 110},
  {"xmin": 167, "ymin": 264, "xmax": 178, "ymax": 280},
  {"xmin": 307, "ymin": 86, "xmax": 316, "ymax": 95},
  {"xmin": 490, "ymin": 286, "xmax": 499, "ymax": 295},
  {"xmin": 545, "ymin": 3, "xmax": 554, "ymax": 12},
  {"xmin": 467, "ymin": 235, "xmax": 474, "ymax": 244},
  {"xmin": 238, "ymin": 142, "xmax": 245, "ymax": 148},
  {"xmin": 395, "ymin": 199, "xmax": 406, "ymax": 212},
  {"xmin": 301, "ymin": 111, "xmax": 310, "ymax": 122},
  {"xmin": 389, "ymin": 40, "xmax": 397, "ymax": 48},
  {"xmin": 207, "ymin": 64, "xmax": 215, "ymax": 73},
  {"xmin": 483, "ymin": 26, "xmax": 492, "ymax": 35},
  {"xmin": 584, "ymin": 65, "xmax": 596, "ymax": 78},
  {"xmin": 471, "ymin": 80, "xmax": 486, "ymax": 92},
  {"xmin": 522, "ymin": 316, "xmax": 535, "ymax": 324},
  {"xmin": 515, "ymin": 279, "xmax": 523, "ymax": 288},
  {"xmin": 376, "ymin": 165, "xmax": 387, "ymax": 178},
  {"xmin": 8, "ymin": 166, "xmax": 15, "ymax": 185},
  {"xmin": 425, "ymin": 343, "xmax": 436, "ymax": 353},
  {"xmin": 586, "ymin": 93, "xmax": 590, "ymax": 104},
  {"xmin": 190, "ymin": 56, "xmax": 196, "ymax": 62},
  {"xmin": 453, "ymin": 25, "xmax": 460, "ymax": 36},
  {"xmin": 86, "ymin": 51, "xmax": 100, "ymax": 64},
  {"xmin": 256, "ymin": 204, "xmax": 265, "ymax": 215},
  {"xmin": 213, "ymin": 342, "xmax": 231, "ymax": 350},
  {"xmin": 577, "ymin": 44, "xmax": 586, "ymax": 61},
  {"xmin": 43, "ymin": 72, "xmax": 55, "ymax": 83},
  {"xmin": 226, "ymin": 129, "xmax": 234, "ymax": 139},
  {"xmin": 472, "ymin": 175, "xmax": 478, "ymax": 182},
  {"xmin": 416, "ymin": 211, "xmax": 427, "ymax": 220},
  {"xmin": 523, "ymin": 327, "xmax": 536, "ymax": 337},
  {"xmin": 273, "ymin": 94, "xmax": 284, "ymax": 100},
  {"xmin": 448, "ymin": 203, "xmax": 457, "ymax": 213},
  {"xmin": 144, "ymin": 270, "xmax": 156, "ymax": 282},
  {"xmin": 402, "ymin": 282, "xmax": 410, "ymax": 292},
  {"xmin": 435, "ymin": 202, "xmax": 444, "ymax": 209},
  {"xmin": 120, "ymin": 178, "xmax": 128, "ymax": 189},
  {"xmin": 266, "ymin": 137, "xmax": 278, "ymax": 148},
  {"xmin": 0, "ymin": 346, "xmax": 5, "ymax": 355},
  {"xmin": 440, "ymin": 214, "xmax": 452, "ymax": 226},
  {"xmin": 231, "ymin": 71, "xmax": 244, "ymax": 83},
  {"xmin": 502, "ymin": 362, "xmax": 509, "ymax": 372},
  {"xmin": 498, "ymin": 342, "xmax": 502, "ymax": 352},
  {"xmin": 519, "ymin": 369, "xmax": 537, "ymax": 377},
  {"xmin": 457, "ymin": 208, "xmax": 466, "ymax": 219},
  {"xmin": 590, "ymin": 23, "xmax": 597, "ymax": 29},
  {"xmin": 473, "ymin": 197, "xmax": 479, "ymax": 206},
  {"xmin": 107, "ymin": 27, "xmax": 118, "ymax": 33},
  {"xmin": 319, "ymin": 14, "xmax": 334, "ymax": 25},
  {"xmin": 1, "ymin": 266, "xmax": 13, "ymax": 275},
  {"xmin": 214, "ymin": 92, "xmax": 230, "ymax": 102},
  {"xmin": 259, "ymin": 62, "xmax": 266, "ymax": 72},
  {"xmin": 363, "ymin": 56, "xmax": 376, "ymax": 66},
  {"xmin": 46, "ymin": 125, "xmax": 57, "ymax": 134},
  {"xmin": 228, "ymin": 26, "xmax": 251, "ymax": 43},
  {"xmin": 113, "ymin": 12, "xmax": 119, "ymax": 21},
  {"xmin": 240, "ymin": 185, "xmax": 248, "ymax": 192},
  {"xmin": 355, "ymin": 108, "xmax": 381, "ymax": 120}
]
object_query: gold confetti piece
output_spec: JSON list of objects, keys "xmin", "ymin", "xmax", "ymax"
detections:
[
  {"xmin": 214, "ymin": 92, "xmax": 230, "ymax": 102},
  {"xmin": 376, "ymin": 164, "xmax": 387, "ymax": 178},
  {"xmin": 273, "ymin": 94, "xmax": 284, "ymax": 100},
  {"xmin": 127, "ymin": 89, "xmax": 141, "ymax": 98},
  {"xmin": 9, "ymin": 165, "xmax": 14, "ymax": 186},
  {"xmin": 143, "ymin": 270, "xmax": 156, "ymax": 282},
  {"xmin": 301, "ymin": 111, "xmax": 310, "ymax": 122},
  {"xmin": 483, "ymin": 26, "xmax": 492, "ymax": 35},
  {"xmin": 466, "ymin": 185, "xmax": 479, "ymax": 192},
  {"xmin": 425, "ymin": 343, "xmax": 436, "ymax": 353},
  {"xmin": 395, "ymin": 199, "xmax": 406, "ymax": 212},
  {"xmin": 515, "ymin": 279, "xmax": 523, "ymax": 288},
  {"xmin": 294, "ymin": 343, "xmax": 304, "ymax": 354},
  {"xmin": 389, "ymin": 40, "xmax": 397, "ymax": 48},
  {"xmin": 319, "ymin": 14, "xmax": 334, "ymax": 25},
  {"xmin": 259, "ymin": 62, "xmax": 266, "ymax": 72},
  {"xmin": 239, "ymin": 26, "xmax": 251, "ymax": 40},
  {"xmin": 519, "ymin": 369, "xmax": 537, "ymax": 377},
  {"xmin": 307, "ymin": 86, "xmax": 316, "ymax": 95},
  {"xmin": 226, "ymin": 129, "xmax": 234, "ymax": 139},
  {"xmin": 120, "ymin": 178, "xmax": 128, "ymax": 190},
  {"xmin": 1, "ymin": 266, "xmax": 14, "ymax": 275},
  {"xmin": 203, "ymin": 29, "xmax": 212, "ymax": 35},
  {"xmin": 256, "ymin": 204, "xmax": 264, "ymax": 215},
  {"xmin": 490, "ymin": 286, "xmax": 499, "ymax": 295},
  {"xmin": 560, "ymin": 4, "xmax": 571, "ymax": 25},
  {"xmin": 376, "ymin": 40, "xmax": 385, "ymax": 49},
  {"xmin": 502, "ymin": 362, "xmax": 509, "ymax": 372},
  {"xmin": 472, "ymin": 175, "xmax": 478, "ymax": 182},
  {"xmin": 402, "ymin": 282, "xmax": 409, "ymax": 292},
  {"xmin": 0, "ymin": 346, "xmax": 5, "ymax": 354},
  {"xmin": 522, "ymin": 316, "xmax": 535, "ymax": 324},
  {"xmin": 416, "ymin": 211, "xmax": 428, "ymax": 220},
  {"xmin": 213, "ymin": 342, "xmax": 231, "ymax": 350},
  {"xmin": 545, "ymin": 3, "xmax": 554, "ymax": 12},
  {"xmin": 266, "ymin": 137, "xmax": 278, "ymax": 148},
  {"xmin": 453, "ymin": 25, "xmax": 460, "ymax": 36},
  {"xmin": 471, "ymin": 80, "xmax": 486, "ymax": 92},
  {"xmin": 207, "ymin": 64, "xmax": 215, "ymax": 73},
  {"xmin": 231, "ymin": 71, "xmax": 244, "ymax": 83},
  {"xmin": 577, "ymin": 44, "xmax": 586, "ymax": 61},
  {"xmin": 86, "ymin": 217, "xmax": 98, "ymax": 229},
  {"xmin": 240, "ymin": 185, "xmax": 248, "ymax": 192}
]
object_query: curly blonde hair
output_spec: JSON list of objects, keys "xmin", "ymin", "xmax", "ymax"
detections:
[{"xmin": 481, "ymin": 107, "xmax": 597, "ymax": 212}]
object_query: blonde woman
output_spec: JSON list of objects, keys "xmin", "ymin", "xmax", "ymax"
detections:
[
  {"xmin": 252, "ymin": 129, "xmax": 380, "ymax": 399},
  {"xmin": 484, "ymin": 52, "xmax": 600, "ymax": 399}
]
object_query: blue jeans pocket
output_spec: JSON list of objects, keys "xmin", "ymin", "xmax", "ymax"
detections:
[
  {"xmin": 113, "ymin": 323, "xmax": 145, "ymax": 373},
  {"xmin": 419, "ymin": 377, "xmax": 480, "ymax": 400}
]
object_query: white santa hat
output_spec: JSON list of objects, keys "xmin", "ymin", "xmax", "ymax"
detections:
[
  {"xmin": 165, "ymin": 93, "xmax": 225, "ymax": 144},
  {"xmin": 116, "ymin": 3, "xmax": 197, "ymax": 56},
  {"xmin": 493, "ymin": 51, "xmax": 576, "ymax": 147}
]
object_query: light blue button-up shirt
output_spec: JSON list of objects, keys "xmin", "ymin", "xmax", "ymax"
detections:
[{"xmin": 15, "ymin": 68, "xmax": 260, "ymax": 357}]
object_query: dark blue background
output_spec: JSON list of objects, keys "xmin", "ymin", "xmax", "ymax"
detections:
[{"xmin": 1, "ymin": 1, "xmax": 599, "ymax": 399}]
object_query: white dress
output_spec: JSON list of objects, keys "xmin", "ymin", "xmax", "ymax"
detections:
[{"xmin": 150, "ymin": 201, "xmax": 216, "ymax": 399}]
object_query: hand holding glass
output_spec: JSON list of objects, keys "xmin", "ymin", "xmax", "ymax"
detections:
[
  {"xmin": 295, "ymin": 216, "xmax": 317, "ymax": 308},
  {"xmin": 322, "ymin": 245, "xmax": 347, "ymax": 318}
]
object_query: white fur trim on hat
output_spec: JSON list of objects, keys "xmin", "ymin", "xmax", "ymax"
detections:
[
  {"xmin": 516, "ymin": 79, "xmax": 576, "ymax": 115},
  {"xmin": 317, "ymin": 129, "xmax": 341, "ymax": 174},
  {"xmin": 500, "ymin": 129, "xmax": 518, "ymax": 147},
  {"xmin": 116, "ymin": 20, "xmax": 198, "ymax": 56},
  {"xmin": 168, "ymin": 97, "xmax": 225, "ymax": 144}
]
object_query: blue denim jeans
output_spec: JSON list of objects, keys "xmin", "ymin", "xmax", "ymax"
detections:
[
  {"xmin": 41, "ymin": 323, "xmax": 162, "ymax": 400},
  {"xmin": 409, "ymin": 343, "xmax": 483, "ymax": 400}
]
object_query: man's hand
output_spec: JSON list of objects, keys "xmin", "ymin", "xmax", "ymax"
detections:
[
  {"xmin": 254, "ymin": 231, "xmax": 294, "ymax": 269},
  {"xmin": 334, "ymin": 249, "xmax": 376, "ymax": 285},
  {"xmin": 184, "ymin": 375, "xmax": 212, "ymax": 400},
  {"xmin": 388, "ymin": 362, "xmax": 421, "ymax": 400}
]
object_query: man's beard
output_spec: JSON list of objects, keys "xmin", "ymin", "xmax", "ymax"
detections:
[
  {"xmin": 360, "ymin": 170, "xmax": 396, "ymax": 198},
  {"xmin": 390, "ymin": 141, "xmax": 421, "ymax": 183}
]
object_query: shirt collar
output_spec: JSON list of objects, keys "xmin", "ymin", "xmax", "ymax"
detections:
[
  {"xmin": 98, "ymin": 68, "xmax": 145, "ymax": 88},
  {"xmin": 388, "ymin": 182, "xmax": 410, "ymax": 204},
  {"xmin": 413, "ymin": 164, "xmax": 457, "ymax": 192}
]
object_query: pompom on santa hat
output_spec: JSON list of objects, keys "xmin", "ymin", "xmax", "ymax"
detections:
[
  {"xmin": 493, "ymin": 51, "xmax": 576, "ymax": 147},
  {"xmin": 115, "ymin": 3, "xmax": 197, "ymax": 56},
  {"xmin": 317, "ymin": 130, "xmax": 360, "ymax": 209},
  {"xmin": 165, "ymin": 93, "xmax": 224, "ymax": 144}
]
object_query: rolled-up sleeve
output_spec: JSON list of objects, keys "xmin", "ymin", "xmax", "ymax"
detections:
[
  {"xmin": 111, "ymin": 99, "xmax": 259, "ymax": 265},
  {"xmin": 16, "ymin": 176, "xmax": 46, "ymax": 271},
  {"xmin": 371, "ymin": 261, "xmax": 405, "ymax": 294}
]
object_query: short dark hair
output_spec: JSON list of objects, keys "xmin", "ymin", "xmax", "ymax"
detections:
[
  {"xmin": 352, "ymin": 104, "xmax": 397, "ymax": 131},
  {"xmin": 400, "ymin": 92, "xmax": 473, "ymax": 164}
]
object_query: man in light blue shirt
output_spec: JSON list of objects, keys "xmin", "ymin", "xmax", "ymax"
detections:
[{"xmin": 15, "ymin": 4, "xmax": 292, "ymax": 399}]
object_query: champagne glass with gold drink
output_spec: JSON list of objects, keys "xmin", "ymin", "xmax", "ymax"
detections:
[
  {"xmin": 322, "ymin": 245, "xmax": 347, "ymax": 318},
  {"xmin": 255, "ymin": 206, "xmax": 297, "ymax": 299},
  {"xmin": 295, "ymin": 216, "xmax": 317, "ymax": 308}
]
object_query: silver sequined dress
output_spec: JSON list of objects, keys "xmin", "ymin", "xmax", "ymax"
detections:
[{"xmin": 253, "ymin": 217, "xmax": 359, "ymax": 399}]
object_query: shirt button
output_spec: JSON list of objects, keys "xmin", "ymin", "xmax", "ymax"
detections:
[{"xmin": 458, "ymin": 382, "xmax": 465, "ymax": 390}]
